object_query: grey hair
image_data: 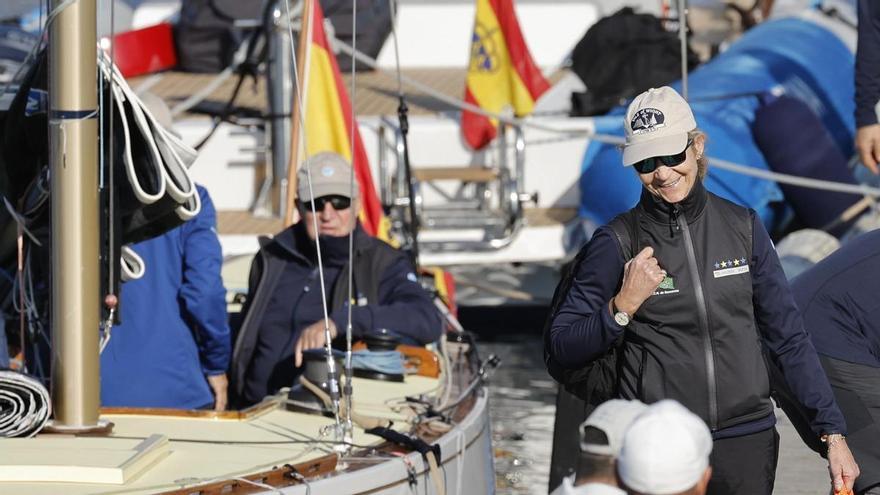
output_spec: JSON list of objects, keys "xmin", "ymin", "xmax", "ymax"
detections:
[{"xmin": 688, "ymin": 129, "xmax": 708, "ymax": 180}]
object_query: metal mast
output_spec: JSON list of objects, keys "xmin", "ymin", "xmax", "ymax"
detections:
[{"xmin": 48, "ymin": 0, "xmax": 103, "ymax": 430}]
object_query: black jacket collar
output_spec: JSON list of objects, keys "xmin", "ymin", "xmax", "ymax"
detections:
[
  {"xmin": 638, "ymin": 179, "xmax": 708, "ymax": 225},
  {"xmin": 267, "ymin": 221, "xmax": 366, "ymax": 265}
]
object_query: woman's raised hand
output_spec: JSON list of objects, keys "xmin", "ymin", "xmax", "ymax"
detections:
[{"xmin": 614, "ymin": 246, "xmax": 666, "ymax": 316}]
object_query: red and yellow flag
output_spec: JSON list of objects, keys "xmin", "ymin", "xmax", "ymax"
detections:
[
  {"xmin": 302, "ymin": 0, "xmax": 392, "ymax": 242},
  {"xmin": 462, "ymin": 0, "xmax": 550, "ymax": 150}
]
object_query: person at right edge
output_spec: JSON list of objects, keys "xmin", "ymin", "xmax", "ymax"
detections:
[
  {"xmin": 788, "ymin": 231, "xmax": 880, "ymax": 495},
  {"xmin": 547, "ymin": 86, "xmax": 859, "ymax": 494},
  {"xmin": 856, "ymin": 0, "xmax": 880, "ymax": 175}
]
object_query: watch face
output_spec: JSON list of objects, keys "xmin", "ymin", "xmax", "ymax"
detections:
[{"xmin": 614, "ymin": 312, "xmax": 630, "ymax": 326}]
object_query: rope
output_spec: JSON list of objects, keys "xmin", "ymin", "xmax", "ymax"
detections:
[
  {"xmin": 0, "ymin": 0, "xmax": 77, "ymax": 98},
  {"xmin": 425, "ymin": 451, "xmax": 446, "ymax": 495},
  {"xmin": 708, "ymin": 158, "xmax": 880, "ymax": 197},
  {"xmin": 168, "ymin": 38, "xmax": 254, "ymax": 117},
  {"xmin": 298, "ymin": 376, "xmax": 392, "ymax": 430},
  {"xmin": 231, "ymin": 477, "xmax": 284, "ymax": 494},
  {"xmin": 350, "ymin": 350, "xmax": 405, "ymax": 375},
  {"xmin": 2, "ymin": 198, "xmax": 42, "ymax": 246}
]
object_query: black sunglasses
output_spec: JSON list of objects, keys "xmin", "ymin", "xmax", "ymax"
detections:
[
  {"xmin": 632, "ymin": 139, "xmax": 694, "ymax": 174},
  {"xmin": 305, "ymin": 195, "xmax": 352, "ymax": 211}
]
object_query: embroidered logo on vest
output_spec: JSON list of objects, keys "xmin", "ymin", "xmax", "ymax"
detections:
[
  {"xmin": 712, "ymin": 257, "xmax": 749, "ymax": 278},
  {"xmin": 653, "ymin": 276, "xmax": 679, "ymax": 296}
]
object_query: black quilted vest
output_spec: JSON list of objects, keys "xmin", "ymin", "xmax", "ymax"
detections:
[{"xmin": 613, "ymin": 182, "xmax": 771, "ymax": 431}]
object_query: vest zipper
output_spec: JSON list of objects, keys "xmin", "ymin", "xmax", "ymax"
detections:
[
  {"xmin": 676, "ymin": 207, "xmax": 719, "ymax": 430},
  {"xmin": 637, "ymin": 346, "xmax": 648, "ymax": 399}
]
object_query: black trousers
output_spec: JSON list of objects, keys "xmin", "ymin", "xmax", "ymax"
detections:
[
  {"xmin": 820, "ymin": 356, "xmax": 880, "ymax": 494},
  {"xmin": 707, "ymin": 428, "xmax": 779, "ymax": 495}
]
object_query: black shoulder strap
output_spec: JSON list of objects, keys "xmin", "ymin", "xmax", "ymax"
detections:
[
  {"xmin": 543, "ymin": 211, "xmax": 638, "ymax": 386},
  {"xmin": 608, "ymin": 209, "xmax": 640, "ymax": 262}
]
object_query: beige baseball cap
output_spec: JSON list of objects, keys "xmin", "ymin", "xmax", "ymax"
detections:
[
  {"xmin": 297, "ymin": 152, "xmax": 360, "ymax": 202},
  {"xmin": 580, "ymin": 399, "xmax": 649, "ymax": 457},
  {"xmin": 622, "ymin": 86, "xmax": 697, "ymax": 167}
]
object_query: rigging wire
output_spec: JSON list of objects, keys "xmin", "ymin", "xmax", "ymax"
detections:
[
  {"xmin": 100, "ymin": 0, "xmax": 119, "ymax": 354},
  {"xmin": 342, "ymin": 0, "xmax": 357, "ymax": 447},
  {"xmin": 331, "ymin": 37, "xmax": 880, "ymax": 198},
  {"xmin": 282, "ymin": 0, "xmax": 344, "ymax": 441},
  {"xmin": 386, "ymin": 0, "xmax": 420, "ymax": 264},
  {"xmin": 0, "ymin": 0, "xmax": 77, "ymax": 99}
]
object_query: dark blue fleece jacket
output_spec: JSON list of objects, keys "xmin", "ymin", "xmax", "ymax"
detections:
[{"xmin": 792, "ymin": 230, "xmax": 880, "ymax": 368}]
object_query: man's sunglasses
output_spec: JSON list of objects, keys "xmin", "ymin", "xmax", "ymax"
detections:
[
  {"xmin": 632, "ymin": 139, "xmax": 694, "ymax": 174},
  {"xmin": 305, "ymin": 195, "xmax": 351, "ymax": 211}
]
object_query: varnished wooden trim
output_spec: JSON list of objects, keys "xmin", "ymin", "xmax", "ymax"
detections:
[
  {"xmin": 100, "ymin": 398, "xmax": 279, "ymax": 421},
  {"xmin": 157, "ymin": 454, "xmax": 338, "ymax": 495}
]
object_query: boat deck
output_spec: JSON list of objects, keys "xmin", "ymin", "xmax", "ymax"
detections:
[
  {"xmin": 133, "ymin": 67, "xmax": 567, "ymax": 118},
  {"xmin": 134, "ymin": 68, "xmax": 465, "ymax": 118}
]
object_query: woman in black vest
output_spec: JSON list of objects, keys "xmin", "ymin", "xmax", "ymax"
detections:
[{"xmin": 548, "ymin": 86, "xmax": 858, "ymax": 494}]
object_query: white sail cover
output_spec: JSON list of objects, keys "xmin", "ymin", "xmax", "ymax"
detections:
[{"xmin": 0, "ymin": 370, "xmax": 51, "ymax": 438}]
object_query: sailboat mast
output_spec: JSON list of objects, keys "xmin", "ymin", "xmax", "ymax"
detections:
[
  {"xmin": 284, "ymin": 0, "xmax": 313, "ymax": 226},
  {"xmin": 48, "ymin": 0, "xmax": 102, "ymax": 428}
]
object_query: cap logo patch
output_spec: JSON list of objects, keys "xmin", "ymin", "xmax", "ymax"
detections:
[
  {"xmin": 321, "ymin": 165, "xmax": 335, "ymax": 177},
  {"xmin": 630, "ymin": 108, "xmax": 665, "ymax": 135}
]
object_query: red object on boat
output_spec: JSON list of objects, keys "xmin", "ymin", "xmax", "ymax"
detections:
[{"xmin": 105, "ymin": 23, "xmax": 177, "ymax": 78}]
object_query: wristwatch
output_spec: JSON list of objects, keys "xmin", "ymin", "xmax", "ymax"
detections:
[
  {"xmin": 612, "ymin": 299, "xmax": 631, "ymax": 327},
  {"xmin": 820, "ymin": 433, "xmax": 846, "ymax": 451}
]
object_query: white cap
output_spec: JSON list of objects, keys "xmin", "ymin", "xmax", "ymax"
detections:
[
  {"xmin": 622, "ymin": 86, "xmax": 697, "ymax": 166},
  {"xmin": 617, "ymin": 400, "xmax": 713, "ymax": 495},
  {"xmin": 580, "ymin": 399, "xmax": 648, "ymax": 457}
]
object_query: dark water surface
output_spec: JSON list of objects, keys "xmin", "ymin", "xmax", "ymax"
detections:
[{"xmin": 461, "ymin": 305, "xmax": 558, "ymax": 494}]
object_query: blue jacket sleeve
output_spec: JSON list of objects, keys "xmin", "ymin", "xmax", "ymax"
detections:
[
  {"xmin": 330, "ymin": 256, "xmax": 442, "ymax": 345},
  {"xmin": 750, "ymin": 213, "xmax": 847, "ymax": 435},
  {"xmin": 179, "ymin": 186, "xmax": 232, "ymax": 375},
  {"xmin": 856, "ymin": 0, "xmax": 880, "ymax": 127},
  {"xmin": 549, "ymin": 226, "xmax": 627, "ymax": 369}
]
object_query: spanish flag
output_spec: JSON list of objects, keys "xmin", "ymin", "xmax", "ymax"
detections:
[
  {"xmin": 462, "ymin": 0, "xmax": 550, "ymax": 150},
  {"xmin": 302, "ymin": 0, "xmax": 392, "ymax": 242}
]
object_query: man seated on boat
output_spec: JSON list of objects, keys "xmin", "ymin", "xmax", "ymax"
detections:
[
  {"xmin": 617, "ymin": 400, "xmax": 713, "ymax": 495},
  {"xmin": 551, "ymin": 399, "xmax": 646, "ymax": 495},
  {"xmin": 230, "ymin": 152, "xmax": 442, "ymax": 407}
]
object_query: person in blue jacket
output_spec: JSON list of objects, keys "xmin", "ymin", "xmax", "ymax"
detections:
[
  {"xmin": 230, "ymin": 152, "xmax": 442, "ymax": 407},
  {"xmin": 856, "ymin": 0, "xmax": 880, "ymax": 175},
  {"xmin": 789, "ymin": 230, "xmax": 880, "ymax": 494},
  {"xmin": 101, "ymin": 185, "xmax": 231, "ymax": 410},
  {"xmin": 547, "ymin": 87, "xmax": 858, "ymax": 494}
]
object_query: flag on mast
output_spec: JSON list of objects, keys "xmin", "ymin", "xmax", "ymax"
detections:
[
  {"xmin": 461, "ymin": 0, "xmax": 550, "ymax": 150},
  {"xmin": 301, "ymin": 0, "xmax": 391, "ymax": 241}
]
